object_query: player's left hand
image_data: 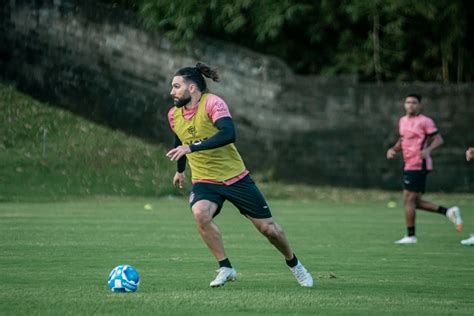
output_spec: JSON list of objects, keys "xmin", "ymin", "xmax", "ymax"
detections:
[
  {"xmin": 420, "ymin": 148, "xmax": 431, "ymax": 159},
  {"xmin": 166, "ymin": 145, "xmax": 191, "ymax": 161}
]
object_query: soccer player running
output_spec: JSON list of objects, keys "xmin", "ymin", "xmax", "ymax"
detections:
[
  {"xmin": 165, "ymin": 62, "xmax": 313, "ymax": 287},
  {"xmin": 461, "ymin": 147, "xmax": 474, "ymax": 246},
  {"xmin": 386, "ymin": 93, "xmax": 462, "ymax": 244}
]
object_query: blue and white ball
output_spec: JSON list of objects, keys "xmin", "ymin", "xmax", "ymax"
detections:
[{"xmin": 107, "ymin": 265, "xmax": 140, "ymax": 293}]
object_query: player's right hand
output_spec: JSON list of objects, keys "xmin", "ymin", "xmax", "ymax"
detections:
[
  {"xmin": 386, "ymin": 148, "xmax": 397, "ymax": 159},
  {"xmin": 173, "ymin": 172, "xmax": 185, "ymax": 189},
  {"xmin": 466, "ymin": 147, "xmax": 474, "ymax": 162}
]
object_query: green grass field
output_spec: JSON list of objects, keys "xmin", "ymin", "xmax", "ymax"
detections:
[
  {"xmin": 1, "ymin": 197, "xmax": 473, "ymax": 315},
  {"xmin": 1, "ymin": 81, "xmax": 474, "ymax": 315}
]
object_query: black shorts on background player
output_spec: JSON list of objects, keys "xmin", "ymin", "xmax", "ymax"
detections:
[{"xmin": 403, "ymin": 170, "xmax": 429, "ymax": 193}]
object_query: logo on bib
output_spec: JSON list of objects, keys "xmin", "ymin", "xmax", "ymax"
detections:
[{"xmin": 187, "ymin": 126, "xmax": 197, "ymax": 137}]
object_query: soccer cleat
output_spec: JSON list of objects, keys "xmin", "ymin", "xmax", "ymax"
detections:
[
  {"xmin": 446, "ymin": 206, "xmax": 463, "ymax": 232},
  {"xmin": 394, "ymin": 235, "xmax": 417, "ymax": 244},
  {"xmin": 289, "ymin": 262, "xmax": 313, "ymax": 287},
  {"xmin": 210, "ymin": 267, "xmax": 237, "ymax": 287},
  {"xmin": 461, "ymin": 234, "xmax": 474, "ymax": 246}
]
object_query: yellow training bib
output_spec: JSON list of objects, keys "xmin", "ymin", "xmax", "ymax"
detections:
[{"xmin": 173, "ymin": 93, "xmax": 246, "ymax": 181}]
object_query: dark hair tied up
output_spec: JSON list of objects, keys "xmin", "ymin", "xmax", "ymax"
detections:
[
  {"xmin": 195, "ymin": 62, "xmax": 220, "ymax": 82},
  {"xmin": 175, "ymin": 62, "xmax": 219, "ymax": 92}
]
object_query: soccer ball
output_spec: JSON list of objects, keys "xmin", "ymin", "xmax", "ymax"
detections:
[{"xmin": 107, "ymin": 265, "xmax": 140, "ymax": 292}]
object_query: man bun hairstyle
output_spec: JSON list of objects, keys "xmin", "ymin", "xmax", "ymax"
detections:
[
  {"xmin": 406, "ymin": 93, "xmax": 422, "ymax": 102},
  {"xmin": 175, "ymin": 62, "xmax": 219, "ymax": 92},
  {"xmin": 195, "ymin": 62, "xmax": 219, "ymax": 82}
]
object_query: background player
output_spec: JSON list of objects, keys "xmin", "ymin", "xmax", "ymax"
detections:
[
  {"xmin": 386, "ymin": 93, "xmax": 462, "ymax": 244},
  {"xmin": 461, "ymin": 147, "xmax": 474, "ymax": 246}
]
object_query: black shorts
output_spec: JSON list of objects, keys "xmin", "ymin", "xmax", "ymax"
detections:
[
  {"xmin": 189, "ymin": 175, "xmax": 272, "ymax": 219},
  {"xmin": 403, "ymin": 170, "xmax": 429, "ymax": 193}
]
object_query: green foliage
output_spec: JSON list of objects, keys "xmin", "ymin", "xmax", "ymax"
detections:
[
  {"xmin": 0, "ymin": 83, "xmax": 178, "ymax": 201},
  {"xmin": 102, "ymin": 0, "xmax": 473, "ymax": 82}
]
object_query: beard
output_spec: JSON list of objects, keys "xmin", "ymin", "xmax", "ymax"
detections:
[{"xmin": 174, "ymin": 92, "xmax": 192, "ymax": 108}]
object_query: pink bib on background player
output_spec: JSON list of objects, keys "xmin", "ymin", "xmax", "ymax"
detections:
[{"xmin": 399, "ymin": 114, "xmax": 438, "ymax": 171}]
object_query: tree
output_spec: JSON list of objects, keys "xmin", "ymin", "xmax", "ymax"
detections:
[{"xmin": 101, "ymin": 0, "xmax": 473, "ymax": 82}]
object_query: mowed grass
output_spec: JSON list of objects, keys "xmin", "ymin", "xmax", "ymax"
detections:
[
  {"xmin": 1, "ymin": 197, "xmax": 473, "ymax": 315},
  {"xmin": 0, "ymin": 83, "xmax": 177, "ymax": 201}
]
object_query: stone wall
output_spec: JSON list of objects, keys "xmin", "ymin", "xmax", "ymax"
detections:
[{"xmin": 1, "ymin": 0, "xmax": 473, "ymax": 191}]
